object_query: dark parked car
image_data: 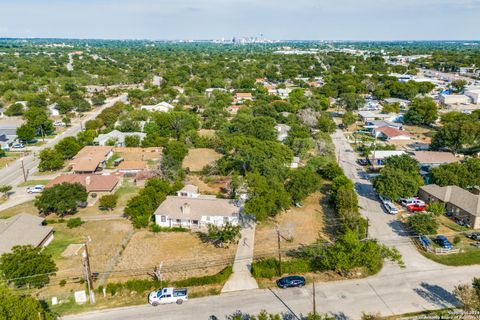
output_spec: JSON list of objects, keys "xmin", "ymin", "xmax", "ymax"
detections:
[
  {"xmin": 357, "ymin": 159, "xmax": 369, "ymax": 166},
  {"xmin": 435, "ymin": 235, "xmax": 453, "ymax": 250},
  {"xmin": 466, "ymin": 232, "xmax": 480, "ymax": 241},
  {"xmin": 276, "ymin": 276, "xmax": 306, "ymax": 289}
]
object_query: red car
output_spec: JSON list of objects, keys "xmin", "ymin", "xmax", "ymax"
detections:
[{"xmin": 406, "ymin": 203, "xmax": 427, "ymax": 212}]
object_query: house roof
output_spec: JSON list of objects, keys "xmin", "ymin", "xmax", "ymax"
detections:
[
  {"xmin": 180, "ymin": 184, "xmax": 199, "ymax": 194},
  {"xmin": 235, "ymin": 92, "xmax": 253, "ymax": 98},
  {"xmin": 117, "ymin": 161, "xmax": 147, "ymax": 171},
  {"xmin": 411, "ymin": 151, "xmax": 458, "ymax": 165},
  {"xmin": 46, "ymin": 174, "xmax": 119, "ymax": 192},
  {"xmin": 420, "ymin": 184, "xmax": 480, "ymax": 217},
  {"xmin": 358, "ymin": 111, "xmax": 398, "ymax": 120},
  {"xmin": 365, "ymin": 120, "xmax": 402, "ymax": 129},
  {"xmin": 0, "ymin": 214, "xmax": 53, "ymax": 255},
  {"xmin": 376, "ymin": 126, "xmax": 412, "ymax": 139},
  {"xmin": 70, "ymin": 146, "xmax": 112, "ymax": 172},
  {"xmin": 154, "ymin": 195, "xmax": 240, "ymax": 220},
  {"xmin": 368, "ymin": 150, "xmax": 406, "ymax": 160},
  {"xmin": 94, "ymin": 130, "xmax": 146, "ymax": 144}
]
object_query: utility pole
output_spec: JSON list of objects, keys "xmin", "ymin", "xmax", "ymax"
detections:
[
  {"xmin": 20, "ymin": 158, "xmax": 27, "ymax": 182},
  {"xmin": 80, "ymin": 121, "xmax": 84, "ymax": 132},
  {"xmin": 312, "ymin": 283, "xmax": 317, "ymax": 316},
  {"xmin": 276, "ymin": 227, "xmax": 282, "ymax": 276},
  {"xmin": 371, "ymin": 131, "xmax": 378, "ymax": 171},
  {"xmin": 82, "ymin": 242, "xmax": 95, "ymax": 304}
]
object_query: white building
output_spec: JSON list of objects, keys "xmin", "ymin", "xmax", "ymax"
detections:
[
  {"xmin": 154, "ymin": 185, "xmax": 240, "ymax": 229},
  {"xmin": 140, "ymin": 102, "xmax": 175, "ymax": 112},
  {"xmin": 93, "ymin": 130, "xmax": 146, "ymax": 147},
  {"xmin": 440, "ymin": 94, "xmax": 471, "ymax": 106},
  {"xmin": 465, "ymin": 89, "xmax": 480, "ymax": 104},
  {"xmin": 275, "ymin": 124, "xmax": 291, "ymax": 142},
  {"xmin": 47, "ymin": 103, "xmax": 60, "ymax": 116}
]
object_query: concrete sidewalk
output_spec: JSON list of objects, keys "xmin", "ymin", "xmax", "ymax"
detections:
[{"xmin": 221, "ymin": 219, "xmax": 258, "ymax": 292}]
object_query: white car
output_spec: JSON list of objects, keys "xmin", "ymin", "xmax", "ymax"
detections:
[
  {"xmin": 148, "ymin": 287, "xmax": 188, "ymax": 306},
  {"xmin": 400, "ymin": 197, "xmax": 425, "ymax": 207},
  {"xmin": 27, "ymin": 185, "xmax": 44, "ymax": 193},
  {"xmin": 382, "ymin": 200, "xmax": 398, "ymax": 215},
  {"xmin": 53, "ymin": 121, "xmax": 66, "ymax": 126}
]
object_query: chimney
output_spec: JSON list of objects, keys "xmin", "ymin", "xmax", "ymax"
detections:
[
  {"xmin": 85, "ymin": 176, "xmax": 91, "ymax": 186},
  {"xmin": 181, "ymin": 203, "xmax": 190, "ymax": 215}
]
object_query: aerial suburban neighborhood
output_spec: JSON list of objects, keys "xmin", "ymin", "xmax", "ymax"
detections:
[{"xmin": 1, "ymin": 2, "xmax": 480, "ymax": 320}]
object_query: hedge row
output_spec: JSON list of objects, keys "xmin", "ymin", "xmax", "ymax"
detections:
[
  {"xmin": 101, "ymin": 266, "xmax": 232, "ymax": 296},
  {"xmin": 251, "ymin": 258, "xmax": 311, "ymax": 279}
]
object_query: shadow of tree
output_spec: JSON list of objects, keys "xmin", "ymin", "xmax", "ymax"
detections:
[{"xmin": 413, "ymin": 282, "xmax": 459, "ymax": 308}]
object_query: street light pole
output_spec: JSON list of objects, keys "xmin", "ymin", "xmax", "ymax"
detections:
[{"xmin": 20, "ymin": 158, "xmax": 27, "ymax": 182}]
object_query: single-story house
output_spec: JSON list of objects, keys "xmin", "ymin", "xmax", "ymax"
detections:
[
  {"xmin": 0, "ymin": 214, "xmax": 54, "ymax": 255},
  {"xmin": 0, "ymin": 119, "xmax": 24, "ymax": 148},
  {"xmin": 226, "ymin": 105, "xmax": 242, "ymax": 115},
  {"xmin": 419, "ymin": 184, "xmax": 480, "ymax": 229},
  {"xmin": 276, "ymin": 88, "xmax": 292, "ymax": 99},
  {"xmin": 93, "ymin": 130, "xmax": 146, "ymax": 147},
  {"xmin": 46, "ymin": 174, "xmax": 119, "ymax": 193},
  {"xmin": 154, "ymin": 185, "xmax": 240, "ymax": 229},
  {"xmin": 140, "ymin": 102, "xmax": 175, "ymax": 112},
  {"xmin": 234, "ymin": 92, "xmax": 253, "ymax": 104},
  {"xmin": 383, "ymin": 98, "xmax": 410, "ymax": 108},
  {"xmin": 290, "ymin": 157, "xmax": 300, "ymax": 169},
  {"xmin": 367, "ymin": 150, "xmax": 406, "ymax": 166},
  {"xmin": 70, "ymin": 146, "xmax": 113, "ymax": 173},
  {"xmin": 411, "ymin": 151, "xmax": 458, "ymax": 169},
  {"xmin": 205, "ymin": 88, "xmax": 228, "ymax": 96},
  {"xmin": 465, "ymin": 89, "xmax": 480, "ymax": 104},
  {"xmin": 275, "ymin": 124, "xmax": 291, "ymax": 142},
  {"xmin": 439, "ymin": 94, "xmax": 471, "ymax": 106},
  {"xmin": 373, "ymin": 127, "xmax": 412, "ymax": 141},
  {"xmin": 364, "ymin": 120, "xmax": 402, "ymax": 130},
  {"xmin": 358, "ymin": 111, "xmax": 402, "ymax": 123},
  {"xmin": 47, "ymin": 103, "xmax": 60, "ymax": 117},
  {"xmin": 117, "ymin": 161, "xmax": 147, "ymax": 174}
]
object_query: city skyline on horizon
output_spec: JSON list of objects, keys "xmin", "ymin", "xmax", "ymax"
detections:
[{"xmin": 0, "ymin": 0, "xmax": 479, "ymax": 41}]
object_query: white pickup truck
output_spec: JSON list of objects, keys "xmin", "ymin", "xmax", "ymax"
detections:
[{"xmin": 148, "ymin": 287, "xmax": 188, "ymax": 306}]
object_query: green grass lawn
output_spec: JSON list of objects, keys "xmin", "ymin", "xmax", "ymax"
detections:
[
  {"xmin": 42, "ymin": 229, "xmax": 83, "ymax": 259},
  {"xmin": 17, "ymin": 179, "xmax": 51, "ymax": 187},
  {"xmin": 0, "ymin": 200, "xmax": 36, "ymax": 218},
  {"xmin": 423, "ymin": 245, "xmax": 480, "ymax": 266}
]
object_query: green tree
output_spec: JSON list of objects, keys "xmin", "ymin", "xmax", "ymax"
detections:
[
  {"xmin": 383, "ymin": 154, "xmax": 419, "ymax": 173},
  {"xmin": 290, "ymin": 137, "xmax": 315, "ymax": 157},
  {"xmin": 0, "ymin": 245, "xmax": 57, "ymax": 288},
  {"xmin": 382, "ymin": 102, "xmax": 400, "ymax": 114},
  {"xmin": 338, "ymin": 93, "xmax": 365, "ymax": 111},
  {"xmin": 342, "ymin": 111, "xmax": 357, "ymax": 128},
  {"xmin": 427, "ymin": 201, "xmax": 446, "ymax": 216},
  {"xmin": 35, "ymin": 182, "xmax": 88, "ymax": 216},
  {"xmin": 449, "ymin": 79, "xmax": 467, "ymax": 93},
  {"xmin": 16, "ymin": 124, "xmax": 35, "ymax": 142},
  {"xmin": 99, "ymin": 194, "xmax": 118, "ymax": 210},
  {"xmin": 24, "ymin": 107, "xmax": 54, "ymax": 137},
  {"xmin": 373, "ymin": 167, "xmax": 423, "ymax": 200},
  {"xmin": 5, "ymin": 103, "xmax": 24, "ymax": 116},
  {"xmin": 124, "ymin": 135, "xmax": 141, "ymax": 147},
  {"xmin": 403, "ymin": 97, "xmax": 438, "ymax": 125},
  {"xmin": 54, "ymin": 136, "xmax": 81, "ymax": 159},
  {"xmin": 91, "ymin": 93, "xmax": 106, "ymax": 106},
  {"xmin": 285, "ymin": 167, "xmax": 322, "ymax": 203},
  {"xmin": 317, "ymin": 112, "xmax": 336, "ymax": 134},
  {"xmin": 0, "ymin": 285, "xmax": 55, "ymax": 319},
  {"xmin": 38, "ymin": 148, "xmax": 64, "ymax": 171},
  {"xmin": 0, "ymin": 185, "xmax": 12, "ymax": 198},
  {"xmin": 205, "ymin": 222, "xmax": 241, "ymax": 248},
  {"xmin": 407, "ymin": 214, "xmax": 438, "ymax": 235}
]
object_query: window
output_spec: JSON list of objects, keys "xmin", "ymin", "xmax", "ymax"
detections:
[
  {"xmin": 223, "ymin": 217, "xmax": 229, "ymax": 223},
  {"xmin": 161, "ymin": 216, "xmax": 166, "ymax": 222},
  {"xmin": 193, "ymin": 220, "xmax": 199, "ymax": 225}
]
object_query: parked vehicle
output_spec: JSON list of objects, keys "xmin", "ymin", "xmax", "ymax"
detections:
[
  {"xmin": 420, "ymin": 235, "xmax": 431, "ymax": 248},
  {"xmin": 400, "ymin": 197, "xmax": 425, "ymax": 207},
  {"xmin": 357, "ymin": 159, "xmax": 368, "ymax": 166},
  {"xmin": 382, "ymin": 199, "xmax": 398, "ymax": 215},
  {"xmin": 113, "ymin": 157, "xmax": 124, "ymax": 166},
  {"xmin": 466, "ymin": 232, "xmax": 480, "ymax": 241},
  {"xmin": 27, "ymin": 185, "xmax": 44, "ymax": 193},
  {"xmin": 406, "ymin": 203, "xmax": 427, "ymax": 212},
  {"xmin": 53, "ymin": 121, "xmax": 66, "ymax": 126},
  {"xmin": 11, "ymin": 143, "xmax": 24, "ymax": 149},
  {"xmin": 276, "ymin": 276, "xmax": 306, "ymax": 289},
  {"xmin": 148, "ymin": 288, "xmax": 188, "ymax": 306},
  {"xmin": 77, "ymin": 201, "xmax": 88, "ymax": 208},
  {"xmin": 436, "ymin": 235, "xmax": 453, "ymax": 250}
]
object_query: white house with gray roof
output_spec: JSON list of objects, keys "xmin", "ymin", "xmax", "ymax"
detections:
[
  {"xmin": 154, "ymin": 185, "xmax": 240, "ymax": 229},
  {"xmin": 93, "ymin": 130, "xmax": 146, "ymax": 147},
  {"xmin": 0, "ymin": 214, "xmax": 54, "ymax": 255}
]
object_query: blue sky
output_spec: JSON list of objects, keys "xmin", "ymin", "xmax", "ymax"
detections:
[{"xmin": 0, "ymin": 0, "xmax": 479, "ymax": 40}]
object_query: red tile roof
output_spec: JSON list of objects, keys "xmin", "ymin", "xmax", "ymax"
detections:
[
  {"xmin": 377, "ymin": 127, "xmax": 412, "ymax": 138},
  {"xmin": 46, "ymin": 174, "xmax": 119, "ymax": 192}
]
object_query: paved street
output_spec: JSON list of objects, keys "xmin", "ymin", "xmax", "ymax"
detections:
[
  {"xmin": 63, "ymin": 129, "xmax": 476, "ymax": 320},
  {"xmin": 0, "ymin": 94, "xmax": 127, "ymax": 210}
]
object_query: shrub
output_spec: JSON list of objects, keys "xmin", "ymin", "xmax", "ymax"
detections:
[
  {"xmin": 151, "ymin": 225, "xmax": 188, "ymax": 233},
  {"xmin": 408, "ymin": 214, "xmax": 438, "ymax": 235},
  {"xmin": 453, "ymin": 235, "xmax": 462, "ymax": 245},
  {"xmin": 59, "ymin": 280, "xmax": 66, "ymax": 287},
  {"xmin": 428, "ymin": 201, "xmax": 446, "ymax": 216},
  {"xmin": 66, "ymin": 218, "xmax": 83, "ymax": 229},
  {"xmin": 173, "ymin": 266, "xmax": 232, "ymax": 287},
  {"xmin": 251, "ymin": 258, "xmax": 311, "ymax": 278},
  {"xmin": 99, "ymin": 194, "xmax": 118, "ymax": 210}
]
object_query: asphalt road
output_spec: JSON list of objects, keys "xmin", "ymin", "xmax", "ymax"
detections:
[
  {"xmin": 63, "ymin": 129, "xmax": 476, "ymax": 320},
  {"xmin": 0, "ymin": 94, "xmax": 127, "ymax": 197}
]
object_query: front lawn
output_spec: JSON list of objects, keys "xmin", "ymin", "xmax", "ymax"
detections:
[{"xmin": 423, "ymin": 245, "xmax": 480, "ymax": 266}]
